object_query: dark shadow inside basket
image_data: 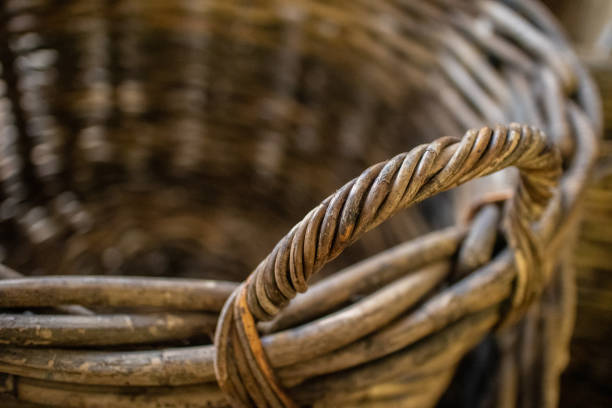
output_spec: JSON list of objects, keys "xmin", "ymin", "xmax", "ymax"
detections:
[{"xmin": 0, "ymin": 2, "xmax": 455, "ymax": 282}]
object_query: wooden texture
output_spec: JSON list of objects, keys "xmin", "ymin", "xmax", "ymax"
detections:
[{"xmin": 0, "ymin": 0, "xmax": 601, "ymax": 407}]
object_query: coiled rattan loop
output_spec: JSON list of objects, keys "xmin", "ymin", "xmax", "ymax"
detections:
[{"xmin": 214, "ymin": 123, "xmax": 562, "ymax": 407}]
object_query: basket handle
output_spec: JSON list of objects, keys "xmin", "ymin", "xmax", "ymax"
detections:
[{"xmin": 214, "ymin": 123, "xmax": 562, "ymax": 408}]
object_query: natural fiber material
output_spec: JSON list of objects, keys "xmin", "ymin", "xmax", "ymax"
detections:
[
  {"xmin": 0, "ymin": 0, "xmax": 601, "ymax": 407},
  {"xmin": 214, "ymin": 124, "xmax": 564, "ymax": 407},
  {"xmin": 561, "ymin": 58, "xmax": 612, "ymax": 408}
]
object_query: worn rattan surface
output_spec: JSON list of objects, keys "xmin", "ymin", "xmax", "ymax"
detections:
[{"xmin": 0, "ymin": 0, "xmax": 602, "ymax": 407}]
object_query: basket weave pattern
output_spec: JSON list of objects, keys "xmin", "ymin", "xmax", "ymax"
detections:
[{"xmin": 0, "ymin": 0, "xmax": 602, "ymax": 407}]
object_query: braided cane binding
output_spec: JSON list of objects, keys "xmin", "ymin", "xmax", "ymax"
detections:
[{"xmin": 214, "ymin": 123, "xmax": 562, "ymax": 407}]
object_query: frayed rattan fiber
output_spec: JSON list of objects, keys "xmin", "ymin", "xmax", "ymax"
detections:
[{"xmin": 0, "ymin": 0, "xmax": 602, "ymax": 407}]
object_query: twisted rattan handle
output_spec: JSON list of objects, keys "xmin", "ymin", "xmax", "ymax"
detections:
[{"xmin": 214, "ymin": 124, "xmax": 562, "ymax": 408}]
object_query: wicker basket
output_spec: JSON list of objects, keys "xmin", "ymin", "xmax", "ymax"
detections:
[
  {"xmin": 561, "ymin": 58, "xmax": 612, "ymax": 408},
  {"xmin": 0, "ymin": 0, "xmax": 601, "ymax": 407}
]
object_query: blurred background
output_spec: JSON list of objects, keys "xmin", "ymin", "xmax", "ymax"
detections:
[{"xmin": 543, "ymin": 1, "xmax": 612, "ymax": 407}]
